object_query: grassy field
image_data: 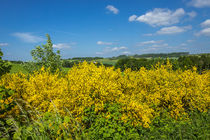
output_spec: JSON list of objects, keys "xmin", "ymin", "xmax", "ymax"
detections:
[
  {"xmin": 10, "ymin": 63, "xmax": 28, "ymax": 74},
  {"xmin": 96, "ymin": 58, "xmax": 118, "ymax": 65}
]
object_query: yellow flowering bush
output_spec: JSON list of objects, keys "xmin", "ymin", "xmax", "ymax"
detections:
[{"xmin": 0, "ymin": 61, "xmax": 209, "ymax": 127}]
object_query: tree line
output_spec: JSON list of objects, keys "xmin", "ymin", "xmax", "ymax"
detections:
[{"xmin": 115, "ymin": 54, "xmax": 210, "ymax": 73}]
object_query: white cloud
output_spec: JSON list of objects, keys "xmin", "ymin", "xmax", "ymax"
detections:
[
  {"xmin": 96, "ymin": 52, "xmax": 103, "ymax": 55},
  {"xmin": 196, "ymin": 28, "xmax": 210, "ymax": 36},
  {"xmin": 13, "ymin": 33, "xmax": 44, "ymax": 43},
  {"xmin": 180, "ymin": 43, "xmax": 187, "ymax": 46},
  {"xmin": 97, "ymin": 46, "xmax": 127, "ymax": 54},
  {"xmin": 187, "ymin": 39, "xmax": 194, "ymax": 43},
  {"xmin": 151, "ymin": 43, "xmax": 169, "ymax": 48},
  {"xmin": 157, "ymin": 25, "xmax": 192, "ymax": 35},
  {"xmin": 129, "ymin": 15, "xmax": 137, "ymax": 22},
  {"xmin": 143, "ymin": 33, "xmax": 153, "ymax": 36},
  {"xmin": 188, "ymin": 0, "xmax": 210, "ymax": 8},
  {"xmin": 111, "ymin": 46, "xmax": 127, "ymax": 51},
  {"xmin": 97, "ymin": 41, "xmax": 113, "ymax": 45},
  {"xmin": 187, "ymin": 11, "xmax": 197, "ymax": 18},
  {"xmin": 122, "ymin": 51, "xmax": 131, "ymax": 55},
  {"xmin": 137, "ymin": 40, "xmax": 164, "ymax": 46},
  {"xmin": 0, "ymin": 43, "xmax": 8, "ymax": 47},
  {"xmin": 195, "ymin": 19, "xmax": 210, "ymax": 36},
  {"xmin": 106, "ymin": 5, "xmax": 119, "ymax": 14},
  {"xmin": 53, "ymin": 43, "xmax": 71, "ymax": 49},
  {"xmin": 140, "ymin": 42, "xmax": 174, "ymax": 53},
  {"xmin": 201, "ymin": 19, "xmax": 210, "ymax": 28},
  {"xmin": 130, "ymin": 8, "xmax": 185, "ymax": 27}
]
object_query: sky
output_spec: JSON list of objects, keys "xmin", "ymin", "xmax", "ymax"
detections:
[{"xmin": 0, "ymin": 0, "xmax": 210, "ymax": 61}]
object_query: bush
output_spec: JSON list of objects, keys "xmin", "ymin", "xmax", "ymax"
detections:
[
  {"xmin": 0, "ymin": 62, "xmax": 209, "ymax": 139},
  {"xmin": 83, "ymin": 103, "xmax": 141, "ymax": 139},
  {"xmin": 0, "ymin": 49, "xmax": 11, "ymax": 76},
  {"xmin": 0, "ymin": 62, "xmax": 209, "ymax": 128},
  {"xmin": 115, "ymin": 58, "xmax": 160, "ymax": 71}
]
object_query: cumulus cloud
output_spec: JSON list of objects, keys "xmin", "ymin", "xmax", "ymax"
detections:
[
  {"xmin": 187, "ymin": 39, "xmax": 194, "ymax": 43},
  {"xmin": 53, "ymin": 43, "xmax": 71, "ymax": 49},
  {"xmin": 128, "ymin": 15, "xmax": 137, "ymax": 22},
  {"xmin": 143, "ymin": 33, "xmax": 153, "ymax": 36},
  {"xmin": 129, "ymin": 8, "xmax": 185, "ymax": 27},
  {"xmin": 157, "ymin": 25, "xmax": 192, "ymax": 35},
  {"xmin": 106, "ymin": 5, "xmax": 119, "ymax": 14},
  {"xmin": 180, "ymin": 43, "xmax": 187, "ymax": 46},
  {"xmin": 137, "ymin": 40, "xmax": 164, "ymax": 46},
  {"xmin": 13, "ymin": 33, "xmax": 44, "ymax": 43},
  {"xmin": 196, "ymin": 19, "xmax": 210, "ymax": 36},
  {"xmin": 0, "ymin": 43, "xmax": 8, "ymax": 47},
  {"xmin": 140, "ymin": 43, "xmax": 171, "ymax": 53},
  {"xmin": 187, "ymin": 11, "xmax": 197, "ymax": 18},
  {"xmin": 97, "ymin": 41, "xmax": 113, "ymax": 45},
  {"xmin": 196, "ymin": 28, "xmax": 210, "ymax": 36},
  {"xmin": 188, "ymin": 0, "xmax": 210, "ymax": 8},
  {"xmin": 96, "ymin": 46, "xmax": 127, "ymax": 55},
  {"xmin": 121, "ymin": 51, "xmax": 131, "ymax": 55},
  {"xmin": 111, "ymin": 46, "xmax": 127, "ymax": 51},
  {"xmin": 151, "ymin": 43, "xmax": 169, "ymax": 48},
  {"xmin": 201, "ymin": 19, "xmax": 210, "ymax": 28}
]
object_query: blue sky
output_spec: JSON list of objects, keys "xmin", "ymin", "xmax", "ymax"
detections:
[{"xmin": 0, "ymin": 0, "xmax": 210, "ymax": 60}]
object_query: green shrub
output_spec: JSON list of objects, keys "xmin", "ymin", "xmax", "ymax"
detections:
[
  {"xmin": 83, "ymin": 103, "xmax": 140, "ymax": 140},
  {"xmin": 0, "ymin": 49, "xmax": 11, "ymax": 76}
]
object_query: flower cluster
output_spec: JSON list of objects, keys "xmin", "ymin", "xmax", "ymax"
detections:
[{"xmin": 0, "ymin": 61, "xmax": 209, "ymax": 127}]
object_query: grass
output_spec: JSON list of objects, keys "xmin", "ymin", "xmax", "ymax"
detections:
[
  {"xmin": 10, "ymin": 63, "xmax": 28, "ymax": 74},
  {"xmin": 96, "ymin": 58, "xmax": 118, "ymax": 65}
]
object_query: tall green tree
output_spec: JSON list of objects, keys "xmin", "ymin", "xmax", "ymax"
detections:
[
  {"xmin": 29, "ymin": 34, "xmax": 62, "ymax": 73},
  {"xmin": 0, "ymin": 48, "xmax": 11, "ymax": 76}
]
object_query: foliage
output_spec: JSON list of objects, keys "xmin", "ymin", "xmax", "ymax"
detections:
[
  {"xmin": 0, "ymin": 61, "xmax": 209, "ymax": 128},
  {"xmin": 0, "ymin": 102, "xmax": 84, "ymax": 139},
  {"xmin": 115, "ymin": 54, "xmax": 210, "ymax": 72},
  {"xmin": 115, "ymin": 58, "xmax": 153, "ymax": 71},
  {"xmin": 0, "ymin": 49, "xmax": 11, "ymax": 76},
  {"xmin": 10, "ymin": 63, "xmax": 28, "ymax": 74},
  {"xmin": 62, "ymin": 60, "xmax": 80, "ymax": 68},
  {"xmin": 133, "ymin": 52, "xmax": 189, "ymax": 58},
  {"xmin": 135, "ymin": 110, "xmax": 210, "ymax": 139},
  {"xmin": 0, "ymin": 62, "xmax": 209, "ymax": 139},
  {"xmin": 178, "ymin": 54, "xmax": 210, "ymax": 72},
  {"xmin": 83, "ymin": 104, "xmax": 210, "ymax": 140},
  {"xmin": 0, "ymin": 86, "xmax": 16, "ymax": 119},
  {"xmin": 29, "ymin": 34, "xmax": 62, "ymax": 73},
  {"xmin": 83, "ymin": 103, "xmax": 141, "ymax": 139},
  {"xmin": 23, "ymin": 61, "xmax": 41, "ymax": 73},
  {"xmin": 71, "ymin": 57, "xmax": 103, "ymax": 61}
]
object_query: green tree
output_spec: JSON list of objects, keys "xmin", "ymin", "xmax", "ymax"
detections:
[
  {"xmin": 0, "ymin": 48, "xmax": 11, "ymax": 76},
  {"xmin": 29, "ymin": 34, "xmax": 62, "ymax": 73}
]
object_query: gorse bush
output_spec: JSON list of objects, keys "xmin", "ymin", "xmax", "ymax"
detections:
[
  {"xmin": 0, "ymin": 61, "xmax": 209, "ymax": 128},
  {"xmin": 0, "ymin": 61, "xmax": 209, "ymax": 139}
]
